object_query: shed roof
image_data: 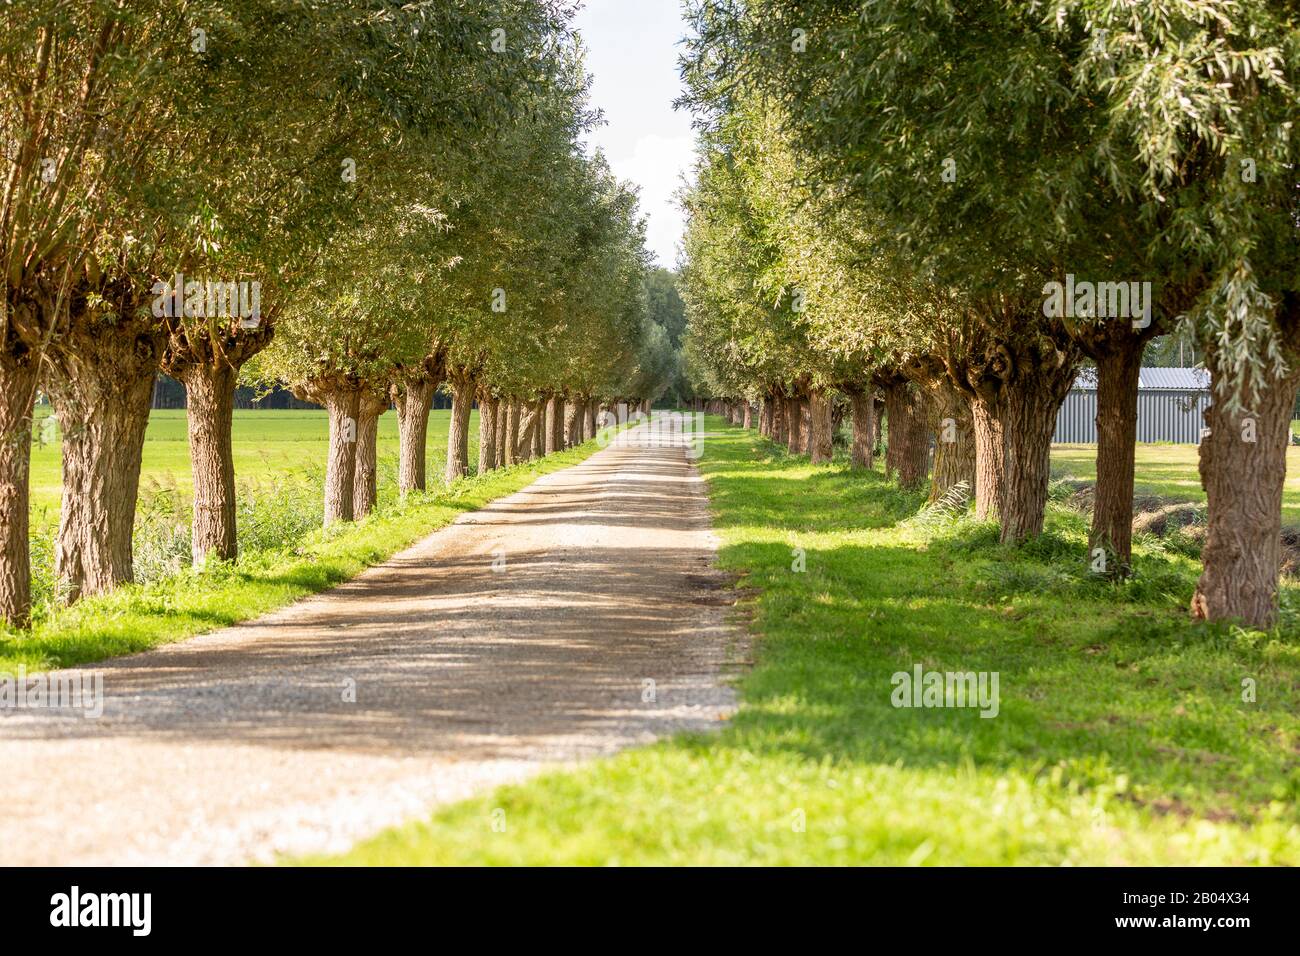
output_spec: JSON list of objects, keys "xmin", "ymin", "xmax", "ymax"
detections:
[{"xmin": 1072, "ymin": 366, "xmax": 1210, "ymax": 392}]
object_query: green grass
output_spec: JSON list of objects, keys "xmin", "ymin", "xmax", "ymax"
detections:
[
  {"xmin": 308, "ymin": 418, "xmax": 1300, "ymax": 865},
  {"xmin": 1052, "ymin": 441, "xmax": 1300, "ymax": 526},
  {"xmin": 29, "ymin": 406, "xmax": 476, "ymax": 515},
  {"xmin": 2, "ymin": 408, "xmax": 603, "ymax": 675}
]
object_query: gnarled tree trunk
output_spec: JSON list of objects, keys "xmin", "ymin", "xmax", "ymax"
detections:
[
  {"xmin": 879, "ymin": 376, "xmax": 930, "ymax": 490},
  {"xmin": 505, "ymin": 398, "xmax": 521, "ymax": 465},
  {"xmin": 494, "ymin": 399, "xmax": 507, "ymax": 467},
  {"xmin": 785, "ymin": 395, "xmax": 804, "ymax": 455},
  {"xmin": 927, "ymin": 378, "xmax": 975, "ymax": 504},
  {"xmin": 445, "ymin": 374, "xmax": 474, "ymax": 484},
  {"xmin": 352, "ymin": 390, "xmax": 389, "ymax": 519},
  {"xmin": 393, "ymin": 376, "xmax": 436, "ymax": 495},
  {"xmin": 322, "ymin": 387, "xmax": 361, "ymax": 526},
  {"xmin": 1192, "ymin": 342, "xmax": 1300, "ymax": 628},
  {"xmin": 999, "ymin": 358, "xmax": 1077, "ymax": 543},
  {"xmin": 46, "ymin": 326, "xmax": 162, "ymax": 601},
  {"xmin": 969, "ymin": 394, "xmax": 1005, "ymax": 521},
  {"xmin": 0, "ymin": 353, "xmax": 39, "ymax": 628},
  {"xmin": 563, "ymin": 398, "xmax": 580, "ymax": 447},
  {"xmin": 177, "ymin": 362, "xmax": 238, "ymax": 565},
  {"xmin": 532, "ymin": 398, "xmax": 546, "ymax": 458},
  {"xmin": 809, "ymin": 389, "xmax": 834, "ymax": 464},
  {"xmin": 848, "ymin": 388, "xmax": 875, "ymax": 471},
  {"xmin": 478, "ymin": 391, "xmax": 498, "ymax": 474},
  {"xmin": 1090, "ymin": 348, "xmax": 1143, "ymax": 574},
  {"xmin": 545, "ymin": 395, "xmax": 561, "ymax": 454}
]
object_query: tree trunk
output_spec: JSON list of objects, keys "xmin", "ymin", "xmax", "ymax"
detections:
[
  {"xmin": 998, "ymin": 366, "xmax": 1075, "ymax": 543},
  {"xmin": 478, "ymin": 392, "xmax": 498, "ymax": 474},
  {"xmin": 516, "ymin": 401, "xmax": 538, "ymax": 462},
  {"xmin": 178, "ymin": 362, "xmax": 238, "ymax": 565},
  {"xmin": 323, "ymin": 388, "xmax": 361, "ymax": 526},
  {"xmin": 1090, "ymin": 348, "xmax": 1143, "ymax": 574},
  {"xmin": 743, "ymin": 402, "xmax": 754, "ymax": 429},
  {"xmin": 809, "ymin": 389, "xmax": 834, "ymax": 464},
  {"xmin": 584, "ymin": 400, "xmax": 598, "ymax": 442},
  {"xmin": 758, "ymin": 396, "xmax": 771, "ymax": 437},
  {"xmin": 445, "ymin": 376, "xmax": 474, "ymax": 483},
  {"xmin": 545, "ymin": 395, "xmax": 561, "ymax": 454},
  {"xmin": 352, "ymin": 391, "xmax": 388, "ymax": 519},
  {"xmin": 394, "ymin": 377, "xmax": 435, "ymax": 495},
  {"xmin": 849, "ymin": 389, "xmax": 875, "ymax": 471},
  {"xmin": 771, "ymin": 393, "xmax": 787, "ymax": 445},
  {"xmin": 970, "ymin": 394, "xmax": 1006, "ymax": 521},
  {"xmin": 0, "ymin": 355, "xmax": 38, "ymax": 627},
  {"xmin": 46, "ymin": 333, "xmax": 161, "ymax": 601},
  {"xmin": 928, "ymin": 379, "xmax": 976, "ymax": 504},
  {"xmin": 505, "ymin": 398, "xmax": 521, "ymax": 465},
  {"xmin": 562, "ymin": 399, "xmax": 579, "ymax": 448},
  {"xmin": 532, "ymin": 399, "xmax": 546, "ymax": 458},
  {"xmin": 880, "ymin": 379, "xmax": 930, "ymax": 490},
  {"xmin": 494, "ymin": 399, "xmax": 507, "ymax": 467},
  {"xmin": 785, "ymin": 395, "xmax": 804, "ymax": 455},
  {"xmin": 1191, "ymin": 354, "xmax": 1300, "ymax": 628}
]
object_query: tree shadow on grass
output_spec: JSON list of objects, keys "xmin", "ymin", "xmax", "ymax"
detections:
[{"xmin": 713, "ymin": 534, "xmax": 1300, "ymax": 822}]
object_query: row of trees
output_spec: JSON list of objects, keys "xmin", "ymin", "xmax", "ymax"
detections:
[
  {"xmin": 0, "ymin": 1, "xmax": 670, "ymax": 629},
  {"xmin": 677, "ymin": 0, "xmax": 1299, "ymax": 628}
]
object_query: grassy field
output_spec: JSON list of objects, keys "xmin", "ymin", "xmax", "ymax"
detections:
[
  {"xmin": 28, "ymin": 406, "xmax": 477, "ymax": 515},
  {"xmin": 310, "ymin": 418, "xmax": 1300, "ymax": 865},
  {"xmin": 1, "ymin": 407, "xmax": 599, "ymax": 674},
  {"xmin": 1052, "ymin": 440, "xmax": 1300, "ymax": 526}
]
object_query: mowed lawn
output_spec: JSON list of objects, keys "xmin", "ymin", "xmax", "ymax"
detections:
[
  {"xmin": 29, "ymin": 407, "xmax": 478, "ymax": 517},
  {"xmin": 308, "ymin": 419, "xmax": 1300, "ymax": 866},
  {"xmin": 1052, "ymin": 439, "xmax": 1300, "ymax": 526}
]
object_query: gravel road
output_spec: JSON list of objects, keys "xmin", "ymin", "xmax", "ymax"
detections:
[{"xmin": 0, "ymin": 422, "xmax": 743, "ymax": 865}]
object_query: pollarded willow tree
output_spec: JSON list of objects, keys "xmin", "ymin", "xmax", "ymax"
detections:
[
  {"xmin": 157, "ymin": 0, "xmax": 558, "ymax": 564},
  {"xmin": 682, "ymin": 0, "xmax": 1300, "ymax": 625}
]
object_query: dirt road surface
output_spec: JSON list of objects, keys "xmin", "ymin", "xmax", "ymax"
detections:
[{"xmin": 0, "ymin": 421, "xmax": 742, "ymax": 865}]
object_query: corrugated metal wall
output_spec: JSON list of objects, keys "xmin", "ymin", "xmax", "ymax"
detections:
[{"xmin": 1054, "ymin": 389, "xmax": 1210, "ymax": 444}]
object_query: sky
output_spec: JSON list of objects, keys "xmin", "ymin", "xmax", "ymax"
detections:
[{"xmin": 573, "ymin": 0, "xmax": 696, "ymax": 269}]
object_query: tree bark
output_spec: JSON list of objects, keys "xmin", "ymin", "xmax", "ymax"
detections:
[
  {"xmin": 771, "ymin": 392, "xmax": 787, "ymax": 445},
  {"xmin": 880, "ymin": 377, "xmax": 930, "ymax": 490},
  {"xmin": 352, "ymin": 390, "xmax": 388, "ymax": 519},
  {"xmin": 785, "ymin": 395, "xmax": 804, "ymax": 455},
  {"xmin": 809, "ymin": 389, "xmax": 834, "ymax": 464},
  {"xmin": 0, "ymin": 354, "xmax": 38, "ymax": 627},
  {"xmin": 445, "ymin": 375, "xmax": 474, "ymax": 483},
  {"xmin": 1191, "ymin": 350, "xmax": 1300, "ymax": 628},
  {"xmin": 562, "ymin": 399, "xmax": 580, "ymax": 448},
  {"xmin": 393, "ymin": 377, "xmax": 435, "ymax": 495},
  {"xmin": 478, "ymin": 391, "xmax": 497, "ymax": 474},
  {"xmin": 927, "ymin": 378, "xmax": 976, "ymax": 504},
  {"xmin": 999, "ymin": 363, "xmax": 1076, "ymax": 543},
  {"xmin": 969, "ymin": 394, "xmax": 1006, "ymax": 521},
  {"xmin": 505, "ymin": 398, "xmax": 521, "ymax": 465},
  {"xmin": 1090, "ymin": 348, "xmax": 1143, "ymax": 574},
  {"xmin": 322, "ymin": 387, "xmax": 361, "ymax": 526},
  {"xmin": 584, "ymin": 399, "xmax": 598, "ymax": 442},
  {"xmin": 46, "ymin": 329, "xmax": 161, "ymax": 601},
  {"xmin": 516, "ymin": 401, "xmax": 538, "ymax": 461},
  {"xmin": 494, "ymin": 399, "xmax": 507, "ymax": 467},
  {"xmin": 848, "ymin": 389, "xmax": 875, "ymax": 471},
  {"xmin": 532, "ymin": 398, "xmax": 546, "ymax": 459},
  {"xmin": 178, "ymin": 362, "xmax": 238, "ymax": 565},
  {"xmin": 743, "ymin": 402, "xmax": 754, "ymax": 429},
  {"xmin": 545, "ymin": 395, "xmax": 561, "ymax": 454}
]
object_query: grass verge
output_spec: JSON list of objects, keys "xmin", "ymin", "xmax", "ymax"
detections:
[
  {"xmin": 1, "ymin": 435, "xmax": 608, "ymax": 675},
  {"xmin": 307, "ymin": 417, "xmax": 1300, "ymax": 865}
]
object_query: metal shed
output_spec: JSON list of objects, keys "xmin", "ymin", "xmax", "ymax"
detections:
[{"xmin": 1053, "ymin": 367, "xmax": 1211, "ymax": 444}]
